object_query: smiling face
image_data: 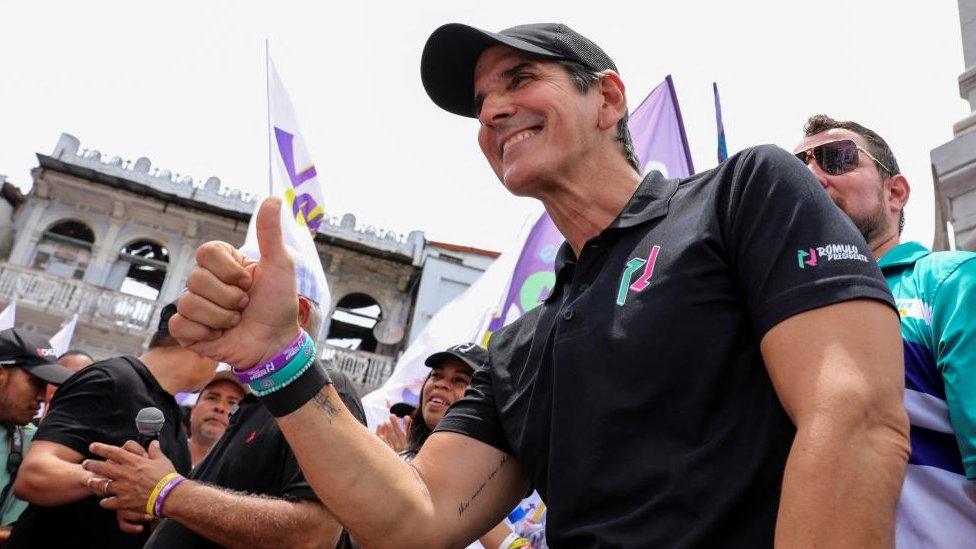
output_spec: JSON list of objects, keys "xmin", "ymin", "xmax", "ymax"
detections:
[
  {"xmin": 190, "ymin": 379, "xmax": 244, "ymax": 444},
  {"xmin": 420, "ymin": 359, "xmax": 473, "ymax": 430},
  {"xmin": 473, "ymin": 45, "xmax": 606, "ymax": 196},
  {"xmin": 793, "ymin": 128, "xmax": 895, "ymax": 244},
  {"xmin": 0, "ymin": 367, "xmax": 46, "ymax": 425}
]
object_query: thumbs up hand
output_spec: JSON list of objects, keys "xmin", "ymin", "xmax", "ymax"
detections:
[{"xmin": 169, "ymin": 197, "xmax": 302, "ymax": 369}]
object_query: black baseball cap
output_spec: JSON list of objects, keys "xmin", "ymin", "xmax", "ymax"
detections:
[
  {"xmin": 424, "ymin": 343, "xmax": 489, "ymax": 373},
  {"xmin": 421, "ymin": 23, "xmax": 619, "ymax": 117},
  {"xmin": 389, "ymin": 402, "xmax": 417, "ymax": 418},
  {"xmin": 0, "ymin": 329, "xmax": 73, "ymax": 385}
]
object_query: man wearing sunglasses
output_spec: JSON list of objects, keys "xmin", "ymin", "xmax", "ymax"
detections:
[{"xmin": 796, "ymin": 115, "xmax": 976, "ymax": 548}]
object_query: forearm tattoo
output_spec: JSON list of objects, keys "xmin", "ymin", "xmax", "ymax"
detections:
[
  {"xmin": 312, "ymin": 389, "xmax": 341, "ymax": 423},
  {"xmin": 458, "ymin": 453, "xmax": 509, "ymax": 516}
]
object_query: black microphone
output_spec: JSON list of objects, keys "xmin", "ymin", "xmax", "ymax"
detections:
[{"xmin": 135, "ymin": 407, "xmax": 165, "ymax": 449}]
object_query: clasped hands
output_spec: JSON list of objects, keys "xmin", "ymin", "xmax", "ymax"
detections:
[{"xmin": 81, "ymin": 440, "xmax": 176, "ymax": 534}]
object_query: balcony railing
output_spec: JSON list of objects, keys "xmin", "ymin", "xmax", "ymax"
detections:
[
  {"xmin": 320, "ymin": 344, "xmax": 395, "ymax": 395},
  {"xmin": 0, "ymin": 262, "xmax": 397, "ymax": 394},
  {"xmin": 0, "ymin": 262, "xmax": 160, "ymax": 332}
]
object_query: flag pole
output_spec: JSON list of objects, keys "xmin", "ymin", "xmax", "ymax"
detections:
[
  {"xmin": 265, "ymin": 39, "xmax": 273, "ymax": 196},
  {"xmin": 713, "ymin": 82, "xmax": 729, "ymax": 164}
]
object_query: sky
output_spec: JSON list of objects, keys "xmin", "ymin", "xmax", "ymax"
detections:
[{"xmin": 0, "ymin": 1, "xmax": 968, "ymax": 253}]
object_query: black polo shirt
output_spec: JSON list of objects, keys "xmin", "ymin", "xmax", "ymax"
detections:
[
  {"xmin": 8, "ymin": 356, "xmax": 190, "ymax": 549},
  {"xmin": 145, "ymin": 365, "xmax": 366, "ymax": 548},
  {"xmin": 436, "ymin": 145, "xmax": 896, "ymax": 548}
]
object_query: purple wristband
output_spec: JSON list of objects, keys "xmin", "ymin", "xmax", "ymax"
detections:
[
  {"xmin": 234, "ymin": 330, "xmax": 308, "ymax": 383},
  {"xmin": 153, "ymin": 475, "xmax": 186, "ymax": 518}
]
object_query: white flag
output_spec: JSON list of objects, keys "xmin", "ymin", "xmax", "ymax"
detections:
[
  {"xmin": 0, "ymin": 302, "xmax": 16, "ymax": 331},
  {"xmin": 243, "ymin": 54, "xmax": 330, "ymax": 310},
  {"xmin": 361, "ymin": 213, "xmax": 538, "ymax": 429},
  {"xmin": 50, "ymin": 314, "xmax": 78, "ymax": 357}
]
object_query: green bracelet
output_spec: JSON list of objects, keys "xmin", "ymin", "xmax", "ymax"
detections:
[
  {"xmin": 252, "ymin": 351, "xmax": 317, "ymax": 396},
  {"xmin": 248, "ymin": 336, "xmax": 315, "ymax": 392}
]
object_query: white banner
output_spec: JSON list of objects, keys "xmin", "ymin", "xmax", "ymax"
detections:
[
  {"xmin": 0, "ymin": 302, "xmax": 15, "ymax": 331},
  {"xmin": 361, "ymin": 213, "xmax": 537, "ymax": 429},
  {"xmin": 49, "ymin": 313, "xmax": 78, "ymax": 357},
  {"xmin": 243, "ymin": 53, "xmax": 330, "ymax": 310}
]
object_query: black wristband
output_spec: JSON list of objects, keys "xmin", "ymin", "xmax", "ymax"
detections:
[{"xmin": 258, "ymin": 359, "xmax": 332, "ymax": 417}]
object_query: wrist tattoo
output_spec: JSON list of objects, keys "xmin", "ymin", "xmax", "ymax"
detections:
[
  {"xmin": 458, "ymin": 453, "xmax": 509, "ymax": 516},
  {"xmin": 312, "ymin": 389, "xmax": 340, "ymax": 423}
]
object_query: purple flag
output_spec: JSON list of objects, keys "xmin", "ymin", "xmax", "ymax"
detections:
[
  {"xmin": 486, "ymin": 212, "xmax": 564, "ymax": 335},
  {"xmin": 628, "ymin": 75, "xmax": 695, "ymax": 178}
]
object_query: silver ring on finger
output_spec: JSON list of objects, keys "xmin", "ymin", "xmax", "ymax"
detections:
[{"xmin": 103, "ymin": 479, "xmax": 113, "ymax": 495}]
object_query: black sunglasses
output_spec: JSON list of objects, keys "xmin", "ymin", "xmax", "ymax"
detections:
[{"xmin": 794, "ymin": 139, "xmax": 892, "ymax": 176}]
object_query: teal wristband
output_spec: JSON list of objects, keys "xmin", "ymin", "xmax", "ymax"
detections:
[
  {"xmin": 248, "ymin": 336, "xmax": 315, "ymax": 392},
  {"xmin": 251, "ymin": 349, "xmax": 315, "ymax": 394},
  {"xmin": 252, "ymin": 353, "xmax": 317, "ymax": 397}
]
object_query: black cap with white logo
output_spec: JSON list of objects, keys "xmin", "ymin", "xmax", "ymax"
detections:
[
  {"xmin": 421, "ymin": 22, "xmax": 619, "ymax": 117},
  {"xmin": 0, "ymin": 329, "xmax": 73, "ymax": 385},
  {"xmin": 424, "ymin": 342, "xmax": 489, "ymax": 373}
]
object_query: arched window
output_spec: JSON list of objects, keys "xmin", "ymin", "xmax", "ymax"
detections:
[
  {"xmin": 108, "ymin": 240, "xmax": 169, "ymax": 300},
  {"xmin": 326, "ymin": 293, "xmax": 382, "ymax": 352},
  {"xmin": 31, "ymin": 220, "xmax": 95, "ymax": 280}
]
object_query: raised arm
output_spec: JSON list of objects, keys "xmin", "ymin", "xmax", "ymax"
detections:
[
  {"xmin": 14, "ymin": 440, "xmax": 98, "ymax": 506},
  {"xmin": 762, "ymin": 299, "xmax": 910, "ymax": 548},
  {"xmin": 166, "ymin": 197, "xmax": 531, "ymax": 547},
  {"xmin": 278, "ymin": 387, "xmax": 529, "ymax": 547}
]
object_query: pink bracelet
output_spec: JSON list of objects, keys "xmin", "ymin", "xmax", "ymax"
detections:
[
  {"xmin": 153, "ymin": 475, "xmax": 186, "ymax": 518},
  {"xmin": 233, "ymin": 330, "xmax": 308, "ymax": 383}
]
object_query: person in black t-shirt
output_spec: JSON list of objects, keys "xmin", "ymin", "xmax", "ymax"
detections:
[
  {"xmin": 84, "ymin": 275, "xmax": 368, "ymax": 547},
  {"xmin": 8, "ymin": 303, "xmax": 218, "ymax": 549},
  {"xmin": 165, "ymin": 23, "xmax": 911, "ymax": 548},
  {"xmin": 121, "ymin": 366, "xmax": 365, "ymax": 549}
]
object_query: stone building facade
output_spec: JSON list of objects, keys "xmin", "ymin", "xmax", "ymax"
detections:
[
  {"xmin": 932, "ymin": 0, "xmax": 976, "ymax": 251},
  {"xmin": 0, "ymin": 133, "xmax": 476, "ymax": 395},
  {"xmin": 408, "ymin": 241, "xmax": 500, "ymax": 344}
]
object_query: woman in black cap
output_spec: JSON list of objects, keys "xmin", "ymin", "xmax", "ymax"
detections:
[{"xmin": 377, "ymin": 343, "xmax": 534, "ymax": 549}]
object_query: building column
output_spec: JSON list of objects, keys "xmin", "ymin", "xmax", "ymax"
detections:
[
  {"xmin": 84, "ymin": 217, "xmax": 123, "ymax": 287},
  {"xmin": 9, "ymin": 200, "xmax": 49, "ymax": 266},
  {"xmin": 158, "ymin": 239, "xmax": 195, "ymax": 304},
  {"xmin": 930, "ymin": 0, "xmax": 976, "ymax": 251}
]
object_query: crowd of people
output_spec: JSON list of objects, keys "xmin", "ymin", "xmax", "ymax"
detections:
[{"xmin": 0, "ymin": 20, "xmax": 970, "ymax": 549}]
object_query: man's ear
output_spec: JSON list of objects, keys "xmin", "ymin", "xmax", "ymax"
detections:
[
  {"xmin": 597, "ymin": 70, "xmax": 627, "ymax": 132},
  {"xmin": 887, "ymin": 174, "xmax": 911, "ymax": 217}
]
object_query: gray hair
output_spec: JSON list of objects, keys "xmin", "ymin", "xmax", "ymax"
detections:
[{"xmin": 558, "ymin": 60, "xmax": 639, "ymax": 173}]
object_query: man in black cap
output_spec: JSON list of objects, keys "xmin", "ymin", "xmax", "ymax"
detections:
[
  {"xmin": 163, "ymin": 23, "xmax": 907, "ymax": 547},
  {"xmin": 7, "ymin": 303, "xmax": 218, "ymax": 548},
  {"xmin": 0, "ymin": 329, "xmax": 72, "ymax": 541}
]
